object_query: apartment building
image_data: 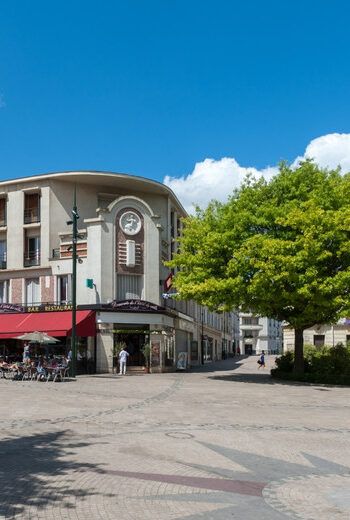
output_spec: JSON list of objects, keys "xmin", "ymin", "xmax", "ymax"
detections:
[
  {"xmin": 0, "ymin": 170, "xmax": 232, "ymax": 373},
  {"xmin": 239, "ymin": 312, "xmax": 282, "ymax": 354}
]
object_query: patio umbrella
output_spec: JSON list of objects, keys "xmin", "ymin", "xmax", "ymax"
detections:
[{"xmin": 15, "ymin": 331, "xmax": 59, "ymax": 343}]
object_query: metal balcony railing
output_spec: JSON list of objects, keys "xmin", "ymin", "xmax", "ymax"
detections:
[
  {"xmin": 240, "ymin": 323, "xmax": 263, "ymax": 331},
  {"xmin": 24, "ymin": 250, "xmax": 40, "ymax": 267},
  {"xmin": 51, "ymin": 248, "xmax": 60, "ymax": 259},
  {"xmin": 0, "ymin": 253, "xmax": 6, "ymax": 269},
  {"xmin": 24, "ymin": 208, "xmax": 40, "ymax": 224}
]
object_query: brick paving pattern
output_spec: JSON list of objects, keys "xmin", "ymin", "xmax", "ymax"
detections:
[{"xmin": 0, "ymin": 355, "xmax": 349, "ymax": 519}]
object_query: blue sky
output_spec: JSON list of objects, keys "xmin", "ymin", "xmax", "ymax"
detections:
[{"xmin": 1, "ymin": 1, "xmax": 350, "ymax": 209}]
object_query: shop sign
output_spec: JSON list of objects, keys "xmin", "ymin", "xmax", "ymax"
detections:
[
  {"xmin": 0, "ymin": 303, "xmax": 25, "ymax": 313},
  {"xmin": 106, "ymin": 299, "xmax": 165, "ymax": 313},
  {"xmin": 0, "ymin": 303, "xmax": 74, "ymax": 313},
  {"xmin": 178, "ymin": 318, "xmax": 194, "ymax": 333},
  {"xmin": 164, "ymin": 273, "xmax": 173, "ymax": 292},
  {"xmin": 28, "ymin": 304, "xmax": 74, "ymax": 313}
]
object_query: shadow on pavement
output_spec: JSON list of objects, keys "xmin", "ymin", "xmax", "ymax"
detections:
[
  {"xmin": 191, "ymin": 356, "xmax": 249, "ymax": 373},
  {"xmin": 0, "ymin": 430, "xmax": 101, "ymax": 518},
  {"xmin": 207, "ymin": 372, "xmax": 334, "ymax": 387},
  {"xmin": 208, "ymin": 372, "xmax": 283, "ymax": 385},
  {"xmin": 192, "ymin": 356, "xmax": 320, "ymax": 386}
]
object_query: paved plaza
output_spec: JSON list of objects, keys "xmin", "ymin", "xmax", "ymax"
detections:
[{"xmin": 1, "ymin": 355, "xmax": 350, "ymax": 519}]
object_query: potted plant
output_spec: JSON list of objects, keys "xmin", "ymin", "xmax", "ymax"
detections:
[
  {"xmin": 112, "ymin": 341, "xmax": 127, "ymax": 374},
  {"xmin": 141, "ymin": 342, "xmax": 151, "ymax": 373}
]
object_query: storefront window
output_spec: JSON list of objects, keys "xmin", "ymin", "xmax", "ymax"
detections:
[
  {"xmin": 191, "ymin": 340, "xmax": 198, "ymax": 362},
  {"xmin": 76, "ymin": 337, "xmax": 94, "ymax": 374},
  {"xmin": 164, "ymin": 335, "xmax": 174, "ymax": 366},
  {"xmin": 203, "ymin": 337, "xmax": 213, "ymax": 361}
]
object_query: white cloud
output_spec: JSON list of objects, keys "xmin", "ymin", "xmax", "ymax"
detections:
[
  {"xmin": 294, "ymin": 133, "xmax": 350, "ymax": 172},
  {"xmin": 164, "ymin": 133, "xmax": 350, "ymax": 213},
  {"xmin": 164, "ymin": 158, "xmax": 277, "ymax": 213}
]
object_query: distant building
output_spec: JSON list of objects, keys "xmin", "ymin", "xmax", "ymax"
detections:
[
  {"xmin": 283, "ymin": 319, "xmax": 350, "ymax": 351},
  {"xmin": 239, "ymin": 312, "xmax": 282, "ymax": 355}
]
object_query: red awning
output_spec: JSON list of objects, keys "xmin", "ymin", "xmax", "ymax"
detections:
[{"xmin": 0, "ymin": 310, "xmax": 96, "ymax": 339}]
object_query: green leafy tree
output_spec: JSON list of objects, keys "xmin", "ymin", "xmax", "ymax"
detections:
[{"xmin": 167, "ymin": 160, "xmax": 350, "ymax": 373}]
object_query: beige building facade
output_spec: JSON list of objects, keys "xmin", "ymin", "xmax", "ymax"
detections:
[
  {"xmin": 283, "ymin": 319, "xmax": 350, "ymax": 351},
  {"xmin": 0, "ymin": 170, "xmax": 236, "ymax": 373}
]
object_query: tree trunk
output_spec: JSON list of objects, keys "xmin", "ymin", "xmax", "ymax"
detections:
[{"xmin": 294, "ymin": 328, "xmax": 304, "ymax": 374}]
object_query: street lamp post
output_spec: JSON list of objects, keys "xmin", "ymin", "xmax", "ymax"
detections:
[
  {"xmin": 67, "ymin": 186, "xmax": 79, "ymax": 377},
  {"xmin": 201, "ymin": 306, "xmax": 204, "ymax": 364}
]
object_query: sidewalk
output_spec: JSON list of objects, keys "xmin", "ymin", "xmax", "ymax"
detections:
[{"xmin": 0, "ymin": 354, "xmax": 349, "ymax": 519}]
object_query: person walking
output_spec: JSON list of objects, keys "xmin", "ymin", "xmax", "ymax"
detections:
[
  {"xmin": 257, "ymin": 350, "xmax": 266, "ymax": 369},
  {"xmin": 119, "ymin": 346, "xmax": 129, "ymax": 375}
]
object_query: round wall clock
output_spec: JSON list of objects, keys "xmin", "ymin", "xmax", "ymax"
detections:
[{"xmin": 119, "ymin": 211, "xmax": 142, "ymax": 235}]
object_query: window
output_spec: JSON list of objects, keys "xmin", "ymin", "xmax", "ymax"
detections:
[
  {"xmin": 24, "ymin": 235, "xmax": 40, "ymax": 267},
  {"xmin": 0, "ymin": 281, "xmax": 9, "ymax": 303},
  {"xmin": 57, "ymin": 275, "xmax": 71, "ymax": 303},
  {"xmin": 117, "ymin": 275, "xmax": 143, "ymax": 300},
  {"xmin": 0, "ymin": 240, "xmax": 6, "ymax": 269},
  {"xmin": 26, "ymin": 278, "xmax": 40, "ymax": 305},
  {"xmin": 314, "ymin": 335, "xmax": 325, "ymax": 348},
  {"xmin": 24, "ymin": 193, "xmax": 40, "ymax": 224},
  {"xmin": 0, "ymin": 199, "xmax": 6, "ymax": 226}
]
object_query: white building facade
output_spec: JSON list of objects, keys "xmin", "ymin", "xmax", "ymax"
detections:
[{"xmin": 239, "ymin": 312, "xmax": 282, "ymax": 355}]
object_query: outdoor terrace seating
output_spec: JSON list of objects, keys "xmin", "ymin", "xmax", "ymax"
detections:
[{"xmin": 0, "ymin": 360, "xmax": 70, "ymax": 382}]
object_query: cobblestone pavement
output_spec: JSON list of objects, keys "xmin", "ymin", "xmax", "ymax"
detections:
[{"xmin": 1, "ymin": 355, "xmax": 349, "ymax": 519}]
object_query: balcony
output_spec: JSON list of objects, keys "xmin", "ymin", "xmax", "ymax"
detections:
[
  {"xmin": 24, "ymin": 250, "xmax": 40, "ymax": 267},
  {"xmin": 239, "ymin": 312, "xmax": 255, "ymax": 318},
  {"xmin": 240, "ymin": 323, "xmax": 263, "ymax": 331},
  {"xmin": 24, "ymin": 208, "xmax": 40, "ymax": 225}
]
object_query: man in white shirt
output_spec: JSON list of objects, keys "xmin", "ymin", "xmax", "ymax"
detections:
[{"xmin": 119, "ymin": 347, "xmax": 129, "ymax": 375}]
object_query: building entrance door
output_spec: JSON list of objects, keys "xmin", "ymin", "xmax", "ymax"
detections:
[
  {"xmin": 114, "ymin": 331, "xmax": 149, "ymax": 366},
  {"xmin": 244, "ymin": 344, "xmax": 253, "ymax": 355}
]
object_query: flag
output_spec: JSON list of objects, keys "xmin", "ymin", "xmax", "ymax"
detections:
[{"xmin": 164, "ymin": 273, "xmax": 173, "ymax": 293}]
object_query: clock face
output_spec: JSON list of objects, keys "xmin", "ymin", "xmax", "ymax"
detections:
[{"xmin": 119, "ymin": 211, "xmax": 142, "ymax": 235}]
